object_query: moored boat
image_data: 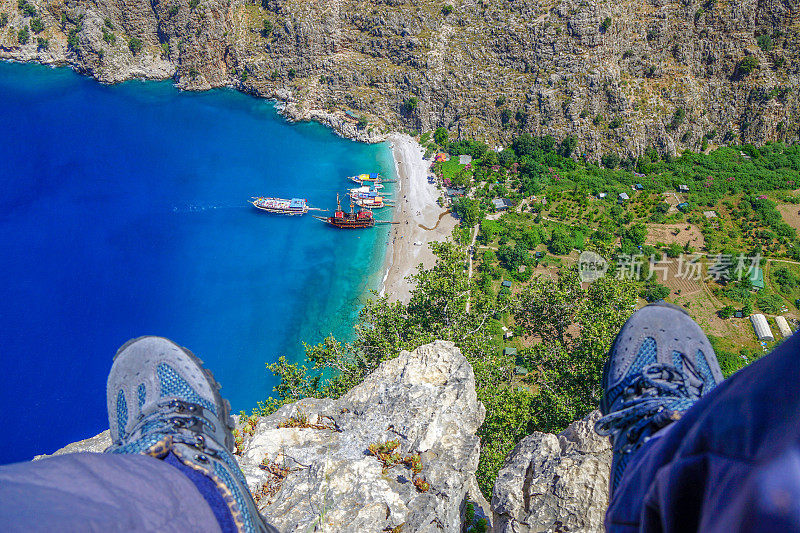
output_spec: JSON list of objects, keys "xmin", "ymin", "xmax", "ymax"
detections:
[
  {"xmin": 350, "ymin": 191, "xmax": 392, "ymax": 208},
  {"xmin": 348, "ymin": 173, "xmax": 381, "ymax": 184},
  {"xmin": 251, "ymin": 197, "xmax": 309, "ymax": 215},
  {"xmin": 347, "ymin": 173, "xmax": 397, "ymax": 184},
  {"xmin": 314, "ymin": 193, "xmax": 375, "ymax": 228}
]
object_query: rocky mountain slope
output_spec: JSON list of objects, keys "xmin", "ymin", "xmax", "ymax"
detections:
[
  {"xmin": 37, "ymin": 341, "xmax": 612, "ymax": 532},
  {"xmin": 1, "ymin": 0, "xmax": 798, "ymax": 154}
]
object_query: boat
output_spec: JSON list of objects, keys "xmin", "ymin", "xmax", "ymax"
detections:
[
  {"xmin": 347, "ymin": 173, "xmax": 397, "ymax": 185},
  {"xmin": 250, "ymin": 197, "xmax": 309, "ymax": 215},
  {"xmin": 350, "ymin": 190, "xmax": 394, "ymax": 208},
  {"xmin": 353, "ymin": 196, "xmax": 387, "ymax": 208},
  {"xmin": 314, "ymin": 193, "xmax": 375, "ymax": 228},
  {"xmin": 348, "ymin": 183, "xmax": 385, "ymax": 192},
  {"xmin": 348, "ymin": 173, "xmax": 381, "ymax": 184}
]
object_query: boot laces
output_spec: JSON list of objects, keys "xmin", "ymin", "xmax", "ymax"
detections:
[
  {"xmin": 129, "ymin": 398, "xmax": 220, "ymax": 457},
  {"xmin": 595, "ymin": 358, "xmax": 704, "ymax": 453}
]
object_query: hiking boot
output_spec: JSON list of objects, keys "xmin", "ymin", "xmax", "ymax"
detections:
[
  {"xmin": 595, "ymin": 302, "xmax": 723, "ymax": 495},
  {"xmin": 105, "ymin": 336, "xmax": 274, "ymax": 533}
]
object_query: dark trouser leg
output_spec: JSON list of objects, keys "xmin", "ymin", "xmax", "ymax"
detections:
[
  {"xmin": 607, "ymin": 332, "xmax": 800, "ymax": 532},
  {"xmin": 0, "ymin": 452, "xmax": 221, "ymax": 533}
]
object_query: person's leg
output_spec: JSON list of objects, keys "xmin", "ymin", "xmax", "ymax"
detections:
[
  {"xmin": 0, "ymin": 336, "xmax": 276, "ymax": 533},
  {"xmin": 0, "ymin": 452, "xmax": 221, "ymax": 532},
  {"xmin": 597, "ymin": 303, "xmax": 800, "ymax": 532},
  {"xmin": 104, "ymin": 336, "xmax": 275, "ymax": 533},
  {"xmin": 605, "ymin": 327, "xmax": 800, "ymax": 532},
  {"xmin": 594, "ymin": 302, "xmax": 723, "ymax": 531}
]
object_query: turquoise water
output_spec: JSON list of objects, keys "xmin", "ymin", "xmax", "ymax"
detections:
[{"xmin": 0, "ymin": 61, "xmax": 393, "ymax": 463}]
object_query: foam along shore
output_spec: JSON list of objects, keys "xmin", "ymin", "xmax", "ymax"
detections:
[{"xmin": 381, "ymin": 134, "xmax": 457, "ymax": 303}]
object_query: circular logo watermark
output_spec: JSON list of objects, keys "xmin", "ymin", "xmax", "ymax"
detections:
[{"xmin": 579, "ymin": 250, "xmax": 608, "ymax": 283}]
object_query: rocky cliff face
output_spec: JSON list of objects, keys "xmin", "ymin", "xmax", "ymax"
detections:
[
  {"xmin": 491, "ymin": 411, "xmax": 611, "ymax": 533},
  {"xmin": 1, "ymin": 0, "xmax": 797, "ymax": 154}
]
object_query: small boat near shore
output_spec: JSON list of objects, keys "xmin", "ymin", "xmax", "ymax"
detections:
[
  {"xmin": 350, "ymin": 191, "xmax": 394, "ymax": 209},
  {"xmin": 314, "ymin": 193, "xmax": 376, "ymax": 228},
  {"xmin": 251, "ymin": 197, "xmax": 314, "ymax": 215},
  {"xmin": 348, "ymin": 173, "xmax": 396, "ymax": 184}
]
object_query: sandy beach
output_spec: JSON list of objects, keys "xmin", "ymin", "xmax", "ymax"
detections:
[{"xmin": 380, "ymin": 134, "xmax": 457, "ymax": 303}]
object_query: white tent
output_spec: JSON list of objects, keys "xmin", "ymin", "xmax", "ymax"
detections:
[
  {"xmin": 750, "ymin": 314, "xmax": 774, "ymax": 342},
  {"xmin": 775, "ymin": 316, "xmax": 793, "ymax": 338}
]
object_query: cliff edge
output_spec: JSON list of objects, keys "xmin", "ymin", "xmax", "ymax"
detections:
[{"xmin": 37, "ymin": 341, "xmax": 613, "ymax": 532}]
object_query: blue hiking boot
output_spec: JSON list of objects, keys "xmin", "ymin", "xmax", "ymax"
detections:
[
  {"xmin": 595, "ymin": 302, "xmax": 723, "ymax": 495},
  {"xmin": 105, "ymin": 336, "xmax": 275, "ymax": 533}
]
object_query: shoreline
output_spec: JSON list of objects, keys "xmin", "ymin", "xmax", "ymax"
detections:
[
  {"xmin": 0, "ymin": 58, "xmax": 386, "ymax": 145},
  {"xmin": 3, "ymin": 59, "xmax": 451, "ymax": 303},
  {"xmin": 380, "ymin": 134, "xmax": 457, "ymax": 304}
]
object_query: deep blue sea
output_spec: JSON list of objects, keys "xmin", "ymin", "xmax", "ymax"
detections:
[{"xmin": 0, "ymin": 61, "xmax": 393, "ymax": 464}]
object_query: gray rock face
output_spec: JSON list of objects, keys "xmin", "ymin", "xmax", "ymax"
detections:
[
  {"xmin": 33, "ymin": 429, "xmax": 112, "ymax": 460},
  {"xmin": 491, "ymin": 411, "xmax": 611, "ymax": 533},
  {"xmin": 1, "ymin": 0, "xmax": 797, "ymax": 153},
  {"xmin": 236, "ymin": 340, "xmax": 487, "ymax": 532}
]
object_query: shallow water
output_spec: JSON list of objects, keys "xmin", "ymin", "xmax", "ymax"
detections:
[{"xmin": 0, "ymin": 61, "xmax": 392, "ymax": 463}]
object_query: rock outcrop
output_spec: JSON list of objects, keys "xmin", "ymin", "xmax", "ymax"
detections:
[
  {"xmin": 33, "ymin": 429, "xmax": 112, "ymax": 459},
  {"xmin": 491, "ymin": 411, "xmax": 611, "ymax": 533},
  {"xmin": 1, "ymin": 0, "xmax": 798, "ymax": 154},
  {"xmin": 237, "ymin": 340, "xmax": 487, "ymax": 532}
]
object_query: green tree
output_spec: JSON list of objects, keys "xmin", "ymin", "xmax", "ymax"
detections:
[
  {"xmin": 601, "ymin": 152, "xmax": 620, "ymax": 169},
  {"xmin": 666, "ymin": 242, "xmax": 682, "ymax": 258},
  {"xmin": 772, "ymin": 267, "xmax": 799, "ymax": 294},
  {"xmin": 718, "ymin": 305, "xmax": 735, "ymax": 319},
  {"xmin": 30, "ymin": 17, "xmax": 43, "ymax": 33},
  {"xmin": 17, "ymin": 26, "xmax": 29, "ymax": 44},
  {"xmin": 0, "ymin": 13, "xmax": 8, "ymax": 27},
  {"xmin": 128, "ymin": 36, "xmax": 143, "ymax": 55},
  {"xmin": 625, "ymin": 223, "xmax": 648, "ymax": 246},
  {"xmin": 736, "ymin": 56, "xmax": 758, "ymax": 77},
  {"xmin": 18, "ymin": 0, "xmax": 36, "ymax": 17},
  {"xmin": 559, "ymin": 135, "xmax": 577, "ymax": 157},
  {"xmin": 497, "ymin": 243, "xmax": 528, "ymax": 272},
  {"xmin": 434, "ymin": 127, "xmax": 449, "ymax": 147},
  {"xmin": 442, "ymin": 5, "xmax": 453, "ymax": 15},
  {"xmin": 67, "ymin": 28, "xmax": 79, "ymax": 49},
  {"xmin": 262, "ymin": 19, "xmax": 272, "ymax": 36},
  {"xmin": 640, "ymin": 281, "xmax": 669, "ymax": 302},
  {"xmin": 600, "ymin": 16, "xmax": 611, "ymax": 32},
  {"xmin": 451, "ymin": 197, "xmax": 482, "ymax": 227},
  {"xmin": 548, "ymin": 226, "xmax": 573, "ymax": 255},
  {"xmin": 756, "ymin": 34, "xmax": 773, "ymax": 52},
  {"xmin": 514, "ymin": 269, "xmax": 638, "ymax": 431},
  {"xmin": 404, "ymin": 97, "xmax": 419, "ymax": 112}
]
